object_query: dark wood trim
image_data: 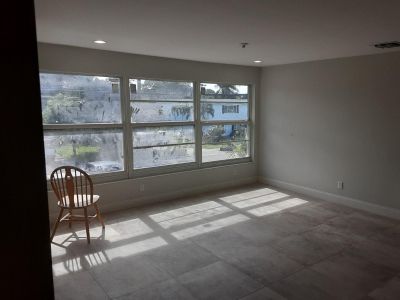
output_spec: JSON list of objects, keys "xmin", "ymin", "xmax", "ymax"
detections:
[{"xmin": 3, "ymin": 1, "xmax": 54, "ymax": 298}]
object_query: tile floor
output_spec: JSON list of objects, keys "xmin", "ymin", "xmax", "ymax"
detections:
[{"xmin": 51, "ymin": 184, "xmax": 400, "ymax": 300}]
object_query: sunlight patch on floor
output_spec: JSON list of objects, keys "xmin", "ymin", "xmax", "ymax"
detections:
[
  {"xmin": 149, "ymin": 201, "xmax": 223, "ymax": 223},
  {"xmin": 228, "ymin": 192, "xmax": 288, "ymax": 209},
  {"xmin": 108, "ymin": 218, "xmax": 154, "ymax": 240},
  {"xmin": 219, "ymin": 187, "xmax": 278, "ymax": 203},
  {"xmin": 53, "ymin": 236, "xmax": 168, "ymax": 276},
  {"xmin": 171, "ymin": 214, "xmax": 250, "ymax": 240},
  {"xmin": 83, "ymin": 251, "xmax": 110, "ymax": 268},
  {"xmin": 51, "ymin": 219, "xmax": 154, "ymax": 258},
  {"xmin": 248, "ymin": 198, "xmax": 308, "ymax": 217},
  {"xmin": 52, "ymin": 226, "xmax": 118, "ymax": 247},
  {"xmin": 104, "ymin": 236, "xmax": 168, "ymax": 259},
  {"xmin": 52, "ymin": 257, "xmax": 84, "ymax": 276},
  {"xmin": 247, "ymin": 205, "xmax": 283, "ymax": 217},
  {"xmin": 272, "ymin": 198, "xmax": 308, "ymax": 209},
  {"xmin": 158, "ymin": 206, "xmax": 232, "ymax": 229}
]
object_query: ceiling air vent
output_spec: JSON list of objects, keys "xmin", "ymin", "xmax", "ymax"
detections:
[{"xmin": 373, "ymin": 41, "xmax": 400, "ymax": 49}]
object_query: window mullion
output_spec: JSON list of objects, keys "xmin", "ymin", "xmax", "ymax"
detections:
[
  {"xmin": 132, "ymin": 99, "xmax": 193, "ymax": 103},
  {"xmin": 43, "ymin": 123, "xmax": 123, "ymax": 130},
  {"xmin": 248, "ymin": 84, "xmax": 253, "ymax": 162},
  {"xmin": 122, "ymin": 76, "xmax": 134, "ymax": 178},
  {"xmin": 194, "ymin": 82, "xmax": 202, "ymax": 166},
  {"xmin": 131, "ymin": 121, "xmax": 195, "ymax": 128},
  {"xmin": 133, "ymin": 142, "xmax": 195, "ymax": 150},
  {"xmin": 200, "ymin": 120, "xmax": 249, "ymax": 126}
]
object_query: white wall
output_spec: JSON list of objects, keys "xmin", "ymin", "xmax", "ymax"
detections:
[
  {"xmin": 40, "ymin": 43, "xmax": 400, "ymax": 220},
  {"xmin": 260, "ymin": 51, "xmax": 400, "ymax": 211},
  {"xmin": 38, "ymin": 43, "xmax": 260, "ymax": 220}
]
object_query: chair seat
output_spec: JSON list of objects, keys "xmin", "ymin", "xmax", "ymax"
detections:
[{"xmin": 58, "ymin": 194, "xmax": 100, "ymax": 208}]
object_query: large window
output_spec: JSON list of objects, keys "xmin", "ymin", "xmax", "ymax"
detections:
[
  {"xmin": 200, "ymin": 83, "xmax": 250, "ymax": 163},
  {"xmin": 130, "ymin": 79, "xmax": 195, "ymax": 169},
  {"xmin": 40, "ymin": 73, "xmax": 124, "ymax": 177},
  {"xmin": 40, "ymin": 74, "xmax": 252, "ymax": 179}
]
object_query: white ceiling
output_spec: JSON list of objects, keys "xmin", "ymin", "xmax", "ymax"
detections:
[{"xmin": 34, "ymin": 0, "xmax": 400, "ymax": 66}]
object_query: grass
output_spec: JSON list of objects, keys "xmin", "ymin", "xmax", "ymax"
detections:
[
  {"xmin": 56, "ymin": 145, "xmax": 99, "ymax": 159},
  {"xmin": 202, "ymin": 144, "xmax": 222, "ymax": 149}
]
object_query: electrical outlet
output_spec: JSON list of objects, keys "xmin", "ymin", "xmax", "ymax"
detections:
[
  {"xmin": 139, "ymin": 183, "xmax": 145, "ymax": 192},
  {"xmin": 337, "ymin": 181, "xmax": 343, "ymax": 189}
]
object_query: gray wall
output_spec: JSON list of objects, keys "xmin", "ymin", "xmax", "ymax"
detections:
[
  {"xmin": 39, "ymin": 42, "xmax": 400, "ymax": 217},
  {"xmin": 37, "ymin": 43, "xmax": 260, "ymax": 220},
  {"xmin": 260, "ymin": 51, "xmax": 400, "ymax": 210}
]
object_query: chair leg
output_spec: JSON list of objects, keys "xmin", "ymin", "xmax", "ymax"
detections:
[
  {"xmin": 94, "ymin": 203, "xmax": 105, "ymax": 228},
  {"xmin": 68, "ymin": 209, "xmax": 72, "ymax": 228},
  {"xmin": 50, "ymin": 208, "xmax": 64, "ymax": 242},
  {"xmin": 83, "ymin": 208, "xmax": 90, "ymax": 244}
]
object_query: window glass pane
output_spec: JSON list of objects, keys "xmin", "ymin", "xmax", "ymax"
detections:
[
  {"xmin": 200, "ymin": 102, "xmax": 248, "ymax": 121},
  {"xmin": 202, "ymin": 141, "xmax": 249, "ymax": 163},
  {"xmin": 40, "ymin": 73, "xmax": 121, "ymax": 124},
  {"xmin": 200, "ymin": 83, "xmax": 248, "ymax": 100},
  {"xmin": 130, "ymin": 78, "xmax": 195, "ymax": 170},
  {"xmin": 130, "ymin": 79, "xmax": 193, "ymax": 101},
  {"xmin": 200, "ymin": 83, "xmax": 248, "ymax": 121},
  {"xmin": 131, "ymin": 102, "xmax": 194, "ymax": 123},
  {"xmin": 133, "ymin": 126, "xmax": 194, "ymax": 147},
  {"xmin": 202, "ymin": 124, "xmax": 248, "ymax": 144},
  {"xmin": 44, "ymin": 129, "xmax": 124, "ymax": 176},
  {"xmin": 134, "ymin": 145, "xmax": 195, "ymax": 169}
]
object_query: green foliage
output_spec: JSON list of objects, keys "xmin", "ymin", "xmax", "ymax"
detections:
[
  {"xmin": 216, "ymin": 84, "xmax": 239, "ymax": 95},
  {"xmin": 56, "ymin": 145, "xmax": 99, "ymax": 162},
  {"xmin": 203, "ymin": 125, "xmax": 225, "ymax": 143},
  {"xmin": 201, "ymin": 84, "xmax": 243, "ymax": 100},
  {"xmin": 202, "ymin": 144, "xmax": 221, "ymax": 149},
  {"xmin": 231, "ymin": 126, "xmax": 247, "ymax": 141},
  {"xmin": 231, "ymin": 141, "xmax": 248, "ymax": 158},
  {"xmin": 42, "ymin": 93, "xmax": 78, "ymax": 123},
  {"xmin": 229, "ymin": 126, "xmax": 248, "ymax": 158}
]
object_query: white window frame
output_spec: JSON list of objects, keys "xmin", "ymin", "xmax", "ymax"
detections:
[
  {"xmin": 199, "ymin": 81, "xmax": 252, "ymax": 167},
  {"xmin": 41, "ymin": 71, "xmax": 254, "ymax": 183},
  {"xmin": 128, "ymin": 78, "xmax": 197, "ymax": 177},
  {"xmin": 40, "ymin": 71, "xmax": 128, "ymax": 184}
]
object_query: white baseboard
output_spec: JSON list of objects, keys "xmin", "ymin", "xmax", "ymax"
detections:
[
  {"xmin": 49, "ymin": 176, "xmax": 258, "ymax": 223},
  {"xmin": 259, "ymin": 177, "xmax": 400, "ymax": 220}
]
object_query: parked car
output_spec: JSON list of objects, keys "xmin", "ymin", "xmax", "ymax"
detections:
[
  {"xmin": 219, "ymin": 145, "xmax": 234, "ymax": 151},
  {"xmin": 85, "ymin": 161, "xmax": 121, "ymax": 172}
]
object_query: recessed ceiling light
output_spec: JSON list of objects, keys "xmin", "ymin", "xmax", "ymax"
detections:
[
  {"xmin": 253, "ymin": 60, "xmax": 262, "ymax": 63},
  {"xmin": 94, "ymin": 40, "xmax": 106, "ymax": 44}
]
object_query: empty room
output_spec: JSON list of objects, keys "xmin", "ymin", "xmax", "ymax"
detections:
[{"xmin": 6, "ymin": 0, "xmax": 400, "ymax": 299}]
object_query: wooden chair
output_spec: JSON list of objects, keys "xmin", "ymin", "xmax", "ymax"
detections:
[{"xmin": 49, "ymin": 166, "xmax": 105, "ymax": 244}]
